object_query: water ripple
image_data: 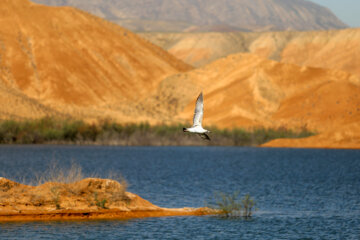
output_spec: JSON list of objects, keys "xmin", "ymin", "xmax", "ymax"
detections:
[{"xmin": 0, "ymin": 146, "xmax": 359, "ymax": 239}]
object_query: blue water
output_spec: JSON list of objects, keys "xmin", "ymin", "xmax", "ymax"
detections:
[{"xmin": 0, "ymin": 146, "xmax": 359, "ymax": 239}]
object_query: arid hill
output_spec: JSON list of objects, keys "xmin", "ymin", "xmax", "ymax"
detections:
[
  {"xmin": 0, "ymin": 0, "xmax": 191, "ymax": 121},
  {"xmin": 140, "ymin": 28, "xmax": 360, "ymax": 77},
  {"xmin": 143, "ymin": 53, "xmax": 360, "ymax": 136},
  {"xmin": 1, "ymin": 0, "xmax": 359, "ymax": 149},
  {"xmin": 31, "ymin": 0, "xmax": 347, "ymax": 32},
  {"xmin": 140, "ymin": 28, "xmax": 360, "ymax": 149},
  {"xmin": 0, "ymin": 82, "xmax": 63, "ymax": 120}
]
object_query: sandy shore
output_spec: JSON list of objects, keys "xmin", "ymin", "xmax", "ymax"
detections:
[{"xmin": 0, "ymin": 208, "xmax": 211, "ymax": 222}]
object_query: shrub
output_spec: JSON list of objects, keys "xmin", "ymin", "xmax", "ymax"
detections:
[
  {"xmin": 50, "ymin": 186, "xmax": 61, "ymax": 209},
  {"xmin": 29, "ymin": 161, "xmax": 84, "ymax": 186},
  {"xmin": 94, "ymin": 192, "xmax": 108, "ymax": 209},
  {"xmin": 62, "ymin": 120, "xmax": 82, "ymax": 141},
  {"xmin": 242, "ymin": 193, "xmax": 256, "ymax": 218},
  {"xmin": 0, "ymin": 117, "xmax": 315, "ymax": 145},
  {"xmin": 209, "ymin": 191, "xmax": 257, "ymax": 218}
]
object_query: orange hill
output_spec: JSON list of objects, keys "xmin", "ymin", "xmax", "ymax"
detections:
[
  {"xmin": 141, "ymin": 28, "xmax": 360, "ymax": 77},
  {"xmin": 139, "ymin": 29, "xmax": 360, "ymax": 148},
  {"xmin": 0, "ymin": 0, "xmax": 191, "ymax": 121},
  {"xmin": 146, "ymin": 53, "xmax": 360, "ymax": 134},
  {"xmin": 0, "ymin": 81, "xmax": 63, "ymax": 119},
  {"xmin": 1, "ymin": 0, "xmax": 359, "ymax": 149}
]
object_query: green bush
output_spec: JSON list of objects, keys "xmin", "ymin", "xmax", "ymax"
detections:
[
  {"xmin": 209, "ymin": 192, "xmax": 257, "ymax": 218},
  {"xmin": 94, "ymin": 192, "xmax": 108, "ymax": 209},
  {"xmin": 0, "ymin": 117, "xmax": 315, "ymax": 145}
]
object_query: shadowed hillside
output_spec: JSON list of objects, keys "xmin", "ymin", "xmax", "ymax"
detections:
[
  {"xmin": 0, "ymin": 0, "xmax": 191, "ymax": 122},
  {"xmin": 32, "ymin": 0, "xmax": 347, "ymax": 32}
]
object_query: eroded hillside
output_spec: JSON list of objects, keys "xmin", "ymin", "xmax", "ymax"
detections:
[
  {"xmin": 0, "ymin": 0, "xmax": 191, "ymax": 121},
  {"xmin": 141, "ymin": 28, "xmax": 360, "ymax": 77},
  {"xmin": 1, "ymin": 0, "xmax": 359, "ymax": 148},
  {"xmin": 140, "ymin": 28, "xmax": 360, "ymax": 148},
  {"xmin": 144, "ymin": 53, "xmax": 360, "ymax": 131}
]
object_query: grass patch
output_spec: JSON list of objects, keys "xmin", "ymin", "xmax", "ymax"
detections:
[
  {"xmin": 0, "ymin": 162, "xmax": 129, "ymax": 210},
  {"xmin": 0, "ymin": 117, "xmax": 315, "ymax": 146},
  {"xmin": 32, "ymin": 161, "xmax": 84, "ymax": 185}
]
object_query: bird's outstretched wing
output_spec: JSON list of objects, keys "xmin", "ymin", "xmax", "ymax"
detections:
[
  {"xmin": 199, "ymin": 133, "xmax": 211, "ymax": 141},
  {"xmin": 192, "ymin": 92, "xmax": 203, "ymax": 127}
]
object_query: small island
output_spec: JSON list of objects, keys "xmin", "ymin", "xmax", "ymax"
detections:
[{"xmin": 0, "ymin": 177, "xmax": 210, "ymax": 222}]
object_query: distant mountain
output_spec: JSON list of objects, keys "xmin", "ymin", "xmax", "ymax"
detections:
[
  {"xmin": 31, "ymin": 0, "xmax": 348, "ymax": 32},
  {"xmin": 141, "ymin": 28, "xmax": 360, "ymax": 77}
]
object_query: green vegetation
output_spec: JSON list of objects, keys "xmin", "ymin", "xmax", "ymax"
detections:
[
  {"xmin": 0, "ymin": 117, "xmax": 314, "ymax": 146},
  {"xmin": 209, "ymin": 192, "xmax": 257, "ymax": 218},
  {"xmin": 0, "ymin": 162, "xmax": 129, "ymax": 210},
  {"xmin": 50, "ymin": 186, "xmax": 61, "ymax": 210},
  {"xmin": 94, "ymin": 192, "xmax": 108, "ymax": 209}
]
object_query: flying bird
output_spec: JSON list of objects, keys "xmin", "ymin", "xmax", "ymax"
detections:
[{"xmin": 183, "ymin": 92, "xmax": 211, "ymax": 140}]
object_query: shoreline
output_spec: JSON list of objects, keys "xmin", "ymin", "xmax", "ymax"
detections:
[
  {"xmin": 0, "ymin": 143, "xmax": 359, "ymax": 150},
  {"xmin": 0, "ymin": 208, "xmax": 211, "ymax": 222}
]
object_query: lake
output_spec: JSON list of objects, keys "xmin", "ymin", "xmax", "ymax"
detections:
[{"xmin": 0, "ymin": 146, "xmax": 359, "ymax": 239}]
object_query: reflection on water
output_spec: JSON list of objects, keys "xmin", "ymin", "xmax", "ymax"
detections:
[{"xmin": 0, "ymin": 146, "xmax": 359, "ymax": 239}]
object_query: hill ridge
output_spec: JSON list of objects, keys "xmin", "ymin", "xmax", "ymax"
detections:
[{"xmin": 31, "ymin": 0, "xmax": 347, "ymax": 32}]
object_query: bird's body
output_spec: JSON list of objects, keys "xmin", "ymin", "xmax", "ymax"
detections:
[
  {"xmin": 183, "ymin": 92, "xmax": 211, "ymax": 141},
  {"xmin": 183, "ymin": 125, "xmax": 208, "ymax": 134}
]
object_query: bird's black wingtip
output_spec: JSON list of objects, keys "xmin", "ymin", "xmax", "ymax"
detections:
[{"xmin": 200, "ymin": 133, "xmax": 211, "ymax": 141}]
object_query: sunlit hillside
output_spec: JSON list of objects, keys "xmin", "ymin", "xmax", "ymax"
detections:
[
  {"xmin": 0, "ymin": 0, "xmax": 191, "ymax": 122},
  {"xmin": 136, "ymin": 52, "xmax": 360, "ymax": 148},
  {"xmin": 143, "ymin": 53, "xmax": 360, "ymax": 129},
  {"xmin": 0, "ymin": 0, "xmax": 359, "ymax": 148},
  {"xmin": 141, "ymin": 28, "xmax": 360, "ymax": 77}
]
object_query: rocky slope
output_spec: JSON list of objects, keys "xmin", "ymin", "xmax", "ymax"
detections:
[
  {"xmin": 31, "ymin": 0, "xmax": 347, "ymax": 32},
  {"xmin": 141, "ymin": 28, "xmax": 360, "ymax": 77},
  {"xmin": 0, "ymin": 0, "xmax": 191, "ymax": 121}
]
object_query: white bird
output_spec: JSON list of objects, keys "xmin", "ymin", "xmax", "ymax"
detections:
[{"xmin": 183, "ymin": 92, "xmax": 211, "ymax": 141}]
